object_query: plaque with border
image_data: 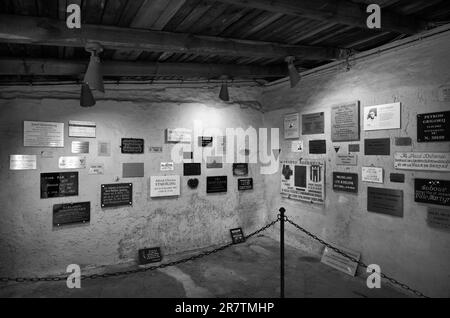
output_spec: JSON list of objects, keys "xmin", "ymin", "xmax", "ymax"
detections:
[
  {"xmin": 101, "ymin": 183, "xmax": 133, "ymax": 208},
  {"xmin": 41, "ymin": 172, "xmax": 79, "ymax": 199},
  {"xmin": 53, "ymin": 202, "xmax": 90, "ymax": 227}
]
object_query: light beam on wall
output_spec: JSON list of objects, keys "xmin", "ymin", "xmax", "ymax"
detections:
[
  {"xmin": 80, "ymin": 43, "xmax": 104, "ymax": 107},
  {"xmin": 219, "ymin": 75, "xmax": 230, "ymax": 102},
  {"xmin": 285, "ymin": 56, "xmax": 301, "ymax": 88}
]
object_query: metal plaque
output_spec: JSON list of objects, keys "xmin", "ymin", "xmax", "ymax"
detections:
[
  {"xmin": 417, "ymin": 111, "xmax": 450, "ymax": 142},
  {"xmin": 68, "ymin": 120, "xmax": 96, "ymax": 138},
  {"xmin": 233, "ymin": 163, "xmax": 248, "ymax": 176},
  {"xmin": 121, "ymin": 138, "xmax": 144, "ymax": 154},
  {"xmin": 284, "ymin": 113, "xmax": 300, "ymax": 139},
  {"xmin": 183, "ymin": 163, "xmax": 201, "ymax": 176},
  {"xmin": 149, "ymin": 146, "xmax": 163, "ymax": 153},
  {"xmin": 138, "ymin": 247, "xmax": 162, "ymax": 265},
  {"xmin": 53, "ymin": 202, "xmax": 90, "ymax": 227},
  {"xmin": 309, "ymin": 140, "xmax": 326, "ymax": 154},
  {"xmin": 238, "ymin": 178, "xmax": 253, "ymax": 191},
  {"xmin": 367, "ymin": 187, "xmax": 403, "ymax": 217},
  {"xmin": 123, "ymin": 163, "xmax": 144, "ymax": 178},
  {"xmin": 332, "ymin": 172, "xmax": 358, "ymax": 193},
  {"xmin": 166, "ymin": 128, "xmax": 192, "ymax": 143},
  {"xmin": 415, "ymin": 179, "xmax": 450, "ymax": 206},
  {"xmin": 199, "ymin": 136, "xmax": 213, "ymax": 147},
  {"xmin": 88, "ymin": 164, "xmax": 104, "ymax": 175},
  {"xmin": 101, "ymin": 183, "xmax": 133, "ymax": 208},
  {"xmin": 98, "ymin": 141, "xmax": 111, "ymax": 157},
  {"xmin": 390, "ymin": 173, "xmax": 405, "ymax": 183},
  {"xmin": 302, "ymin": 112, "xmax": 324, "ymax": 135},
  {"xmin": 207, "ymin": 176, "xmax": 227, "ymax": 193},
  {"xmin": 395, "ymin": 137, "xmax": 412, "ymax": 146},
  {"xmin": 364, "ymin": 138, "xmax": 390, "ymax": 156},
  {"xmin": 24, "ymin": 121, "xmax": 64, "ymax": 147},
  {"xmin": 58, "ymin": 156, "xmax": 87, "ymax": 169},
  {"xmin": 336, "ymin": 154, "xmax": 357, "ymax": 166},
  {"xmin": 230, "ymin": 228, "xmax": 246, "ymax": 244},
  {"xmin": 41, "ymin": 172, "xmax": 79, "ymax": 199},
  {"xmin": 331, "ymin": 101, "xmax": 360, "ymax": 142},
  {"xmin": 9, "ymin": 155, "xmax": 37, "ymax": 170},
  {"xmin": 348, "ymin": 144, "xmax": 360, "ymax": 153},
  {"xmin": 321, "ymin": 245, "xmax": 360, "ymax": 277},
  {"xmin": 394, "ymin": 152, "xmax": 450, "ymax": 172},
  {"xmin": 427, "ymin": 208, "xmax": 450, "ymax": 230},
  {"xmin": 71, "ymin": 141, "xmax": 89, "ymax": 154}
]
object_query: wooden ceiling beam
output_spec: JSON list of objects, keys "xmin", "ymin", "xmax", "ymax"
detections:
[{"xmin": 0, "ymin": 14, "xmax": 341, "ymax": 60}]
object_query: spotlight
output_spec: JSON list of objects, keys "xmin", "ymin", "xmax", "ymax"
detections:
[
  {"xmin": 285, "ymin": 56, "xmax": 301, "ymax": 88},
  {"xmin": 219, "ymin": 75, "xmax": 230, "ymax": 102},
  {"xmin": 80, "ymin": 83, "xmax": 95, "ymax": 107},
  {"xmin": 80, "ymin": 43, "xmax": 104, "ymax": 107}
]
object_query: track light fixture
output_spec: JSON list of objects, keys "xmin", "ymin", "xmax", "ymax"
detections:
[
  {"xmin": 219, "ymin": 75, "xmax": 230, "ymax": 102},
  {"xmin": 285, "ymin": 56, "xmax": 301, "ymax": 88},
  {"xmin": 80, "ymin": 43, "xmax": 104, "ymax": 107}
]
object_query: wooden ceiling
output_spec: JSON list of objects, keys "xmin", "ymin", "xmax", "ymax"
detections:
[{"xmin": 0, "ymin": 0, "xmax": 449, "ymax": 84}]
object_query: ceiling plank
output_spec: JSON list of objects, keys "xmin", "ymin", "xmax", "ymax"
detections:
[
  {"xmin": 0, "ymin": 57, "xmax": 287, "ymax": 78},
  {"xmin": 0, "ymin": 14, "xmax": 342, "ymax": 60},
  {"xmin": 211, "ymin": 0, "xmax": 427, "ymax": 34}
]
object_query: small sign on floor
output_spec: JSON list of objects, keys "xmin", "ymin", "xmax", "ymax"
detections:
[
  {"xmin": 230, "ymin": 228, "xmax": 246, "ymax": 244},
  {"xmin": 138, "ymin": 247, "xmax": 162, "ymax": 265},
  {"xmin": 321, "ymin": 245, "xmax": 360, "ymax": 276}
]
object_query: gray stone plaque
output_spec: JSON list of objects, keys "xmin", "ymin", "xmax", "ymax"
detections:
[
  {"xmin": 302, "ymin": 112, "xmax": 324, "ymax": 135},
  {"xmin": 331, "ymin": 101, "xmax": 360, "ymax": 142}
]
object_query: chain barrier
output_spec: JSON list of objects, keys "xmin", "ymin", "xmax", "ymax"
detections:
[
  {"xmin": 0, "ymin": 218, "xmax": 280, "ymax": 284},
  {"xmin": 284, "ymin": 215, "xmax": 429, "ymax": 298}
]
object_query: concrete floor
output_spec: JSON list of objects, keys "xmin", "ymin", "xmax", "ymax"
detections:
[{"xmin": 0, "ymin": 236, "xmax": 408, "ymax": 298}]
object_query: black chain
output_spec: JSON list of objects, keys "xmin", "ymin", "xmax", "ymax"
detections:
[
  {"xmin": 0, "ymin": 219, "xmax": 279, "ymax": 284},
  {"xmin": 284, "ymin": 216, "xmax": 429, "ymax": 298}
]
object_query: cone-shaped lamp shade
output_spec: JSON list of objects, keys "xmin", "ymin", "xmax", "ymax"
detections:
[
  {"xmin": 219, "ymin": 82, "xmax": 229, "ymax": 101},
  {"xmin": 83, "ymin": 54, "xmax": 104, "ymax": 93},
  {"xmin": 80, "ymin": 83, "xmax": 96, "ymax": 107},
  {"xmin": 287, "ymin": 62, "xmax": 301, "ymax": 88}
]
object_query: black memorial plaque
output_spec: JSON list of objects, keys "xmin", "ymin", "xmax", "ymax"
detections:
[
  {"xmin": 233, "ymin": 163, "xmax": 248, "ymax": 176},
  {"xmin": 41, "ymin": 172, "xmax": 79, "ymax": 199},
  {"xmin": 101, "ymin": 183, "xmax": 133, "ymax": 208},
  {"xmin": 364, "ymin": 138, "xmax": 390, "ymax": 156},
  {"xmin": 121, "ymin": 138, "xmax": 144, "ymax": 154},
  {"xmin": 183, "ymin": 163, "xmax": 201, "ymax": 176},
  {"xmin": 367, "ymin": 187, "xmax": 403, "ymax": 217},
  {"xmin": 138, "ymin": 247, "xmax": 162, "ymax": 265},
  {"xmin": 414, "ymin": 179, "xmax": 450, "ymax": 206},
  {"xmin": 302, "ymin": 112, "xmax": 324, "ymax": 135},
  {"xmin": 53, "ymin": 202, "xmax": 90, "ymax": 226},
  {"xmin": 332, "ymin": 172, "xmax": 358, "ymax": 193},
  {"xmin": 309, "ymin": 140, "xmax": 326, "ymax": 154},
  {"xmin": 207, "ymin": 176, "xmax": 227, "ymax": 193},
  {"xmin": 199, "ymin": 136, "xmax": 213, "ymax": 147},
  {"xmin": 417, "ymin": 111, "xmax": 450, "ymax": 142},
  {"xmin": 238, "ymin": 178, "xmax": 253, "ymax": 191},
  {"xmin": 230, "ymin": 228, "xmax": 245, "ymax": 244},
  {"xmin": 390, "ymin": 173, "xmax": 405, "ymax": 183},
  {"xmin": 395, "ymin": 137, "xmax": 412, "ymax": 146},
  {"xmin": 348, "ymin": 144, "xmax": 360, "ymax": 153}
]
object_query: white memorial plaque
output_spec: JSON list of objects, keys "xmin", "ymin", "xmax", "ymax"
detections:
[
  {"xmin": 9, "ymin": 155, "xmax": 37, "ymax": 170},
  {"xmin": 284, "ymin": 113, "xmax": 300, "ymax": 139},
  {"xmin": 363, "ymin": 102, "xmax": 401, "ymax": 131},
  {"xmin": 166, "ymin": 128, "xmax": 192, "ymax": 143},
  {"xmin": 291, "ymin": 140, "xmax": 303, "ymax": 153},
  {"xmin": 321, "ymin": 245, "xmax": 361, "ymax": 276},
  {"xmin": 336, "ymin": 154, "xmax": 357, "ymax": 166},
  {"xmin": 150, "ymin": 175, "xmax": 180, "ymax": 197},
  {"xmin": 24, "ymin": 121, "xmax": 64, "ymax": 147},
  {"xmin": 58, "ymin": 156, "xmax": 86, "ymax": 169},
  {"xmin": 89, "ymin": 164, "xmax": 104, "ymax": 175},
  {"xmin": 362, "ymin": 167, "xmax": 383, "ymax": 183},
  {"xmin": 394, "ymin": 152, "xmax": 450, "ymax": 172},
  {"xmin": 68, "ymin": 120, "xmax": 96, "ymax": 138},
  {"xmin": 160, "ymin": 162, "xmax": 174, "ymax": 171}
]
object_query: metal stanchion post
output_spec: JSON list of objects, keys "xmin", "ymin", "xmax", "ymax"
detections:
[{"xmin": 279, "ymin": 207, "xmax": 285, "ymax": 298}]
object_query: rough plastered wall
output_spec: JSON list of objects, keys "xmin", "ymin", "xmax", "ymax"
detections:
[
  {"xmin": 261, "ymin": 30, "xmax": 450, "ymax": 297},
  {"xmin": 0, "ymin": 84, "xmax": 269, "ymax": 277}
]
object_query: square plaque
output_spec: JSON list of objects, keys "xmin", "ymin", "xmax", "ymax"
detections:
[
  {"xmin": 309, "ymin": 140, "xmax": 326, "ymax": 154},
  {"xmin": 207, "ymin": 176, "xmax": 227, "ymax": 193}
]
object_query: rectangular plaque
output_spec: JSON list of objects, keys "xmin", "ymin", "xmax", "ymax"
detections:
[
  {"xmin": 364, "ymin": 138, "xmax": 390, "ymax": 156},
  {"xmin": 364, "ymin": 102, "xmax": 401, "ymax": 131},
  {"xmin": 390, "ymin": 173, "xmax": 405, "ymax": 183},
  {"xmin": 238, "ymin": 178, "xmax": 253, "ymax": 191},
  {"xmin": 206, "ymin": 156, "xmax": 223, "ymax": 169},
  {"xmin": 336, "ymin": 154, "xmax": 357, "ymax": 166},
  {"xmin": 427, "ymin": 208, "xmax": 450, "ymax": 230},
  {"xmin": 138, "ymin": 247, "xmax": 162, "ymax": 265},
  {"xmin": 98, "ymin": 141, "xmax": 111, "ymax": 157},
  {"xmin": 395, "ymin": 137, "xmax": 412, "ymax": 146},
  {"xmin": 233, "ymin": 163, "xmax": 248, "ymax": 176},
  {"xmin": 309, "ymin": 140, "xmax": 326, "ymax": 154},
  {"xmin": 284, "ymin": 113, "xmax": 300, "ymax": 139},
  {"xmin": 291, "ymin": 140, "xmax": 303, "ymax": 152},
  {"xmin": 121, "ymin": 138, "xmax": 144, "ymax": 154},
  {"xmin": 41, "ymin": 172, "xmax": 79, "ymax": 199},
  {"xmin": 150, "ymin": 175, "xmax": 180, "ymax": 197},
  {"xmin": 88, "ymin": 164, "xmax": 104, "ymax": 175},
  {"xmin": 9, "ymin": 155, "xmax": 37, "ymax": 170},
  {"xmin": 53, "ymin": 202, "xmax": 90, "ymax": 227},
  {"xmin": 207, "ymin": 176, "xmax": 227, "ymax": 193},
  {"xmin": 123, "ymin": 163, "xmax": 144, "ymax": 178},
  {"xmin": 160, "ymin": 162, "xmax": 174, "ymax": 171},
  {"xmin": 417, "ymin": 111, "xmax": 450, "ymax": 142},
  {"xmin": 348, "ymin": 144, "xmax": 360, "ymax": 153},
  {"xmin": 415, "ymin": 179, "xmax": 450, "ymax": 206},
  {"xmin": 183, "ymin": 163, "xmax": 201, "ymax": 176},
  {"xmin": 362, "ymin": 167, "xmax": 383, "ymax": 183},
  {"xmin": 166, "ymin": 128, "xmax": 192, "ymax": 143},
  {"xmin": 183, "ymin": 152, "xmax": 193, "ymax": 160},
  {"xmin": 58, "ymin": 156, "xmax": 86, "ymax": 169},
  {"xmin": 332, "ymin": 172, "xmax": 358, "ymax": 193},
  {"xmin": 24, "ymin": 121, "xmax": 64, "ymax": 147},
  {"xmin": 149, "ymin": 146, "xmax": 163, "ymax": 153},
  {"xmin": 321, "ymin": 245, "xmax": 360, "ymax": 276},
  {"xmin": 302, "ymin": 112, "xmax": 324, "ymax": 135},
  {"xmin": 331, "ymin": 101, "xmax": 360, "ymax": 142},
  {"xmin": 367, "ymin": 187, "xmax": 403, "ymax": 217},
  {"xmin": 230, "ymin": 228, "xmax": 245, "ymax": 244},
  {"xmin": 101, "ymin": 183, "xmax": 133, "ymax": 208},
  {"xmin": 394, "ymin": 152, "xmax": 450, "ymax": 172},
  {"xmin": 71, "ymin": 141, "xmax": 89, "ymax": 154},
  {"xmin": 68, "ymin": 120, "xmax": 96, "ymax": 138},
  {"xmin": 199, "ymin": 136, "xmax": 213, "ymax": 147}
]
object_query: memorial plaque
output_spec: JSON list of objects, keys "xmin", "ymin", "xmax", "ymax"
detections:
[
  {"xmin": 121, "ymin": 138, "xmax": 144, "ymax": 154},
  {"xmin": 331, "ymin": 101, "xmax": 360, "ymax": 142},
  {"xmin": 284, "ymin": 113, "xmax": 300, "ymax": 139},
  {"xmin": 24, "ymin": 121, "xmax": 64, "ymax": 147},
  {"xmin": 166, "ymin": 128, "xmax": 192, "ymax": 143},
  {"xmin": 367, "ymin": 187, "xmax": 403, "ymax": 217},
  {"xmin": 149, "ymin": 146, "xmax": 163, "ymax": 153},
  {"xmin": 123, "ymin": 163, "xmax": 144, "ymax": 178},
  {"xmin": 160, "ymin": 162, "xmax": 174, "ymax": 171},
  {"xmin": 364, "ymin": 138, "xmax": 390, "ymax": 156},
  {"xmin": 98, "ymin": 141, "xmax": 111, "ymax": 157},
  {"xmin": 336, "ymin": 154, "xmax": 357, "ymax": 166},
  {"xmin": 427, "ymin": 208, "xmax": 450, "ymax": 230},
  {"xmin": 187, "ymin": 178, "xmax": 199, "ymax": 189},
  {"xmin": 183, "ymin": 163, "xmax": 201, "ymax": 176},
  {"xmin": 390, "ymin": 173, "xmax": 405, "ymax": 183},
  {"xmin": 332, "ymin": 172, "xmax": 358, "ymax": 193},
  {"xmin": 207, "ymin": 176, "xmax": 227, "ymax": 193},
  {"xmin": 309, "ymin": 140, "xmax": 326, "ymax": 154},
  {"xmin": 395, "ymin": 137, "xmax": 412, "ymax": 146},
  {"xmin": 230, "ymin": 228, "xmax": 245, "ymax": 244},
  {"xmin": 414, "ymin": 179, "xmax": 450, "ymax": 206},
  {"xmin": 41, "ymin": 172, "xmax": 79, "ymax": 199},
  {"xmin": 302, "ymin": 112, "xmax": 324, "ymax": 135},
  {"xmin": 53, "ymin": 202, "xmax": 90, "ymax": 227},
  {"xmin": 68, "ymin": 120, "xmax": 96, "ymax": 138},
  {"xmin": 101, "ymin": 183, "xmax": 133, "ymax": 208},
  {"xmin": 348, "ymin": 144, "xmax": 360, "ymax": 153},
  {"xmin": 59, "ymin": 156, "xmax": 86, "ymax": 169},
  {"xmin": 233, "ymin": 163, "xmax": 248, "ymax": 176},
  {"xmin": 362, "ymin": 167, "xmax": 383, "ymax": 184},
  {"xmin": 199, "ymin": 136, "xmax": 213, "ymax": 147},
  {"xmin": 150, "ymin": 175, "xmax": 180, "ymax": 197},
  {"xmin": 10, "ymin": 155, "xmax": 37, "ymax": 170},
  {"xmin": 89, "ymin": 164, "xmax": 104, "ymax": 175},
  {"xmin": 291, "ymin": 140, "xmax": 303, "ymax": 152},
  {"xmin": 238, "ymin": 178, "xmax": 253, "ymax": 191},
  {"xmin": 417, "ymin": 111, "xmax": 450, "ymax": 142},
  {"xmin": 394, "ymin": 152, "xmax": 450, "ymax": 172},
  {"xmin": 138, "ymin": 247, "xmax": 162, "ymax": 265},
  {"xmin": 363, "ymin": 102, "xmax": 401, "ymax": 131},
  {"xmin": 71, "ymin": 141, "xmax": 89, "ymax": 154},
  {"xmin": 206, "ymin": 156, "xmax": 223, "ymax": 169},
  {"xmin": 321, "ymin": 245, "xmax": 360, "ymax": 277}
]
